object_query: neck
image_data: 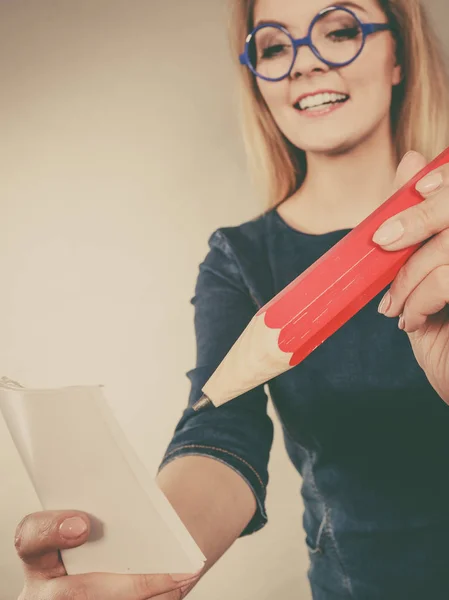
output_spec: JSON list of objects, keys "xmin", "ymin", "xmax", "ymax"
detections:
[{"xmin": 286, "ymin": 124, "xmax": 398, "ymax": 233}]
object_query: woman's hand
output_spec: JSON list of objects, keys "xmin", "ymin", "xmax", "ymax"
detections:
[
  {"xmin": 15, "ymin": 510, "xmax": 201, "ymax": 600},
  {"xmin": 373, "ymin": 150, "xmax": 449, "ymax": 405}
]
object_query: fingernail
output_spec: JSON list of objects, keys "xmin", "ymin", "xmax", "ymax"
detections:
[
  {"xmin": 59, "ymin": 517, "xmax": 88, "ymax": 539},
  {"xmin": 171, "ymin": 571, "xmax": 201, "ymax": 583},
  {"xmin": 378, "ymin": 291, "xmax": 391, "ymax": 315},
  {"xmin": 398, "ymin": 315, "xmax": 405, "ymax": 330},
  {"xmin": 416, "ymin": 172, "xmax": 443, "ymax": 194},
  {"xmin": 372, "ymin": 220, "xmax": 404, "ymax": 245}
]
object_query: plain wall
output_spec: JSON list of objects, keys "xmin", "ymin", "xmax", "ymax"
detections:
[{"xmin": 0, "ymin": 1, "xmax": 447, "ymax": 599}]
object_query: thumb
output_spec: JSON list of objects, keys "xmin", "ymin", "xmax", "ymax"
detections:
[
  {"xmin": 15, "ymin": 510, "xmax": 91, "ymax": 580},
  {"xmin": 392, "ymin": 150, "xmax": 427, "ymax": 192}
]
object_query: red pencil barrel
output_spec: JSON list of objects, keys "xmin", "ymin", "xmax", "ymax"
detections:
[{"xmin": 257, "ymin": 147, "xmax": 449, "ymax": 367}]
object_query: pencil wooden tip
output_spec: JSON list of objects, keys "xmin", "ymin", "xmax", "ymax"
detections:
[{"xmin": 192, "ymin": 395, "xmax": 214, "ymax": 412}]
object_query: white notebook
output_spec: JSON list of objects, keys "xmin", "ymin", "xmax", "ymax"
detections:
[{"xmin": 0, "ymin": 377, "xmax": 206, "ymax": 576}]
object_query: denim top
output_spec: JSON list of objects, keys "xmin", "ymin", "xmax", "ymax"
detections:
[{"xmin": 158, "ymin": 208, "xmax": 449, "ymax": 595}]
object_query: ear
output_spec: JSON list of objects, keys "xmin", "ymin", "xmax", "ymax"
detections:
[
  {"xmin": 391, "ymin": 34, "xmax": 403, "ymax": 86},
  {"xmin": 392, "ymin": 62, "xmax": 402, "ymax": 86}
]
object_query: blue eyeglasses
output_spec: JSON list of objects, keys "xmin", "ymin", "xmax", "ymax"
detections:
[{"xmin": 239, "ymin": 5, "xmax": 392, "ymax": 81}]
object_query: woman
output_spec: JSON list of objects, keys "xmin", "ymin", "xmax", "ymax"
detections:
[{"xmin": 15, "ymin": 1, "xmax": 449, "ymax": 599}]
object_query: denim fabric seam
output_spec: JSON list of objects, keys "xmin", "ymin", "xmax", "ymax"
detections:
[
  {"xmin": 323, "ymin": 515, "xmax": 354, "ymax": 598},
  {"xmin": 163, "ymin": 443, "xmax": 265, "ymax": 490},
  {"xmin": 309, "ymin": 507, "xmax": 328, "ymax": 554},
  {"xmin": 215, "ymin": 230, "xmax": 262, "ymax": 311},
  {"xmin": 269, "ymin": 389, "xmax": 304, "ymax": 446},
  {"xmin": 308, "ymin": 451, "xmax": 354, "ymax": 598}
]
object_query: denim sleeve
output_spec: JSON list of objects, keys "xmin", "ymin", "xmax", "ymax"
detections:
[{"xmin": 157, "ymin": 230, "xmax": 274, "ymax": 537}]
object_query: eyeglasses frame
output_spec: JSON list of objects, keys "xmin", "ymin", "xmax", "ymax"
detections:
[{"xmin": 239, "ymin": 5, "xmax": 392, "ymax": 82}]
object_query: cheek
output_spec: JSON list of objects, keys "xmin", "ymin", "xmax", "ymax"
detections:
[
  {"xmin": 343, "ymin": 49, "xmax": 397, "ymax": 107},
  {"xmin": 257, "ymin": 80, "xmax": 290, "ymax": 115},
  {"xmin": 353, "ymin": 42, "xmax": 398, "ymax": 89}
]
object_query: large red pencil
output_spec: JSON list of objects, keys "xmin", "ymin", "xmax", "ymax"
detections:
[{"xmin": 193, "ymin": 147, "xmax": 449, "ymax": 412}]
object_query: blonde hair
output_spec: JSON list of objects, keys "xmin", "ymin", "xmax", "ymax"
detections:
[{"xmin": 228, "ymin": 0, "xmax": 449, "ymax": 208}]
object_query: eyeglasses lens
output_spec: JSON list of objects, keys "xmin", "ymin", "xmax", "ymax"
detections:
[
  {"xmin": 248, "ymin": 9, "xmax": 363, "ymax": 80},
  {"xmin": 312, "ymin": 10, "xmax": 363, "ymax": 65}
]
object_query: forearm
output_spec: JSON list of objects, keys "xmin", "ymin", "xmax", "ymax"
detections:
[{"xmin": 156, "ymin": 455, "xmax": 257, "ymax": 576}]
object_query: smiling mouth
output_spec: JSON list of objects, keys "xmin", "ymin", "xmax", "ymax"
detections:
[{"xmin": 294, "ymin": 92, "xmax": 350, "ymax": 112}]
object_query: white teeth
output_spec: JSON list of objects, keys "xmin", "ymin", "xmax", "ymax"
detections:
[{"xmin": 297, "ymin": 92, "xmax": 348, "ymax": 111}]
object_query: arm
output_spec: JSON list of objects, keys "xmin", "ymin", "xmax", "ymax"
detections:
[
  {"xmin": 156, "ymin": 229, "xmax": 274, "ymax": 592},
  {"xmin": 157, "ymin": 455, "xmax": 257, "ymax": 575}
]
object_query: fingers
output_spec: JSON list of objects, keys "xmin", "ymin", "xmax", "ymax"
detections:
[
  {"xmin": 373, "ymin": 152, "xmax": 449, "ymax": 250},
  {"xmin": 44, "ymin": 571, "xmax": 202, "ymax": 600},
  {"xmin": 378, "ymin": 230, "xmax": 449, "ymax": 318},
  {"xmin": 398, "ymin": 266, "xmax": 449, "ymax": 333},
  {"xmin": 15, "ymin": 510, "xmax": 90, "ymax": 580},
  {"xmin": 374, "ymin": 150, "xmax": 449, "ymax": 334},
  {"xmin": 391, "ymin": 150, "xmax": 427, "ymax": 192},
  {"xmin": 16, "ymin": 510, "xmax": 203, "ymax": 600}
]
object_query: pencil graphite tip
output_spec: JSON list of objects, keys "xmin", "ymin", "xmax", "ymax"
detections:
[{"xmin": 192, "ymin": 394, "xmax": 214, "ymax": 412}]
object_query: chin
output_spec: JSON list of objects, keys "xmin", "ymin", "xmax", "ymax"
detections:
[
  {"xmin": 292, "ymin": 136, "xmax": 360, "ymax": 156},
  {"xmin": 290, "ymin": 120, "xmax": 387, "ymax": 157},
  {"xmin": 284, "ymin": 111, "xmax": 392, "ymax": 157}
]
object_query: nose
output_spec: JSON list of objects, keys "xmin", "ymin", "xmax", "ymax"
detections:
[{"xmin": 290, "ymin": 44, "xmax": 329, "ymax": 79}]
